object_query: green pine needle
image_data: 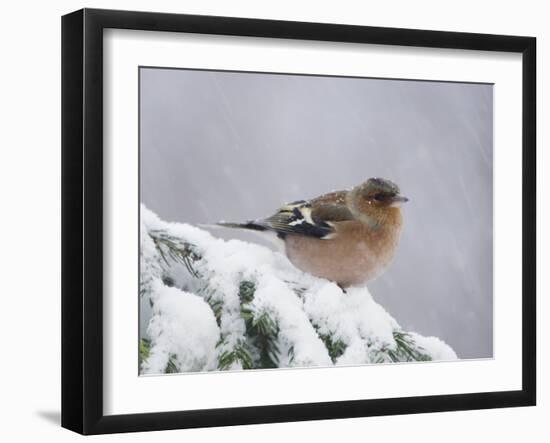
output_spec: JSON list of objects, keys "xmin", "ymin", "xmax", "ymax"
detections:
[
  {"xmin": 218, "ymin": 341, "xmax": 254, "ymax": 370},
  {"xmin": 376, "ymin": 331, "xmax": 432, "ymax": 363},
  {"xmin": 139, "ymin": 338, "xmax": 151, "ymax": 368},
  {"xmin": 238, "ymin": 281, "xmax": 280, "ymax": 369},
  {"xmin": 238, "ymin": 280, "xmax": 256, "ymax": 304},
  {"xmin": 165, "ymin": 354, "xmax": 179, "ymax": 373},
  {"xmin": 315, "ymin": 328, "xmax": 347, "ymax": 363},
  {"xmin": 149, "ymin": 230, "xmax": 201, "ymax": 278},
  {"xmin": 392, "ymin": 331, "xmax": 432, "ymax": 362}
]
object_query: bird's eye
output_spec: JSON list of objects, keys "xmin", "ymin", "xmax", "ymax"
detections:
[{"xmin": 373, "ymin": 193, "xmax": 386, "ymax": 201}]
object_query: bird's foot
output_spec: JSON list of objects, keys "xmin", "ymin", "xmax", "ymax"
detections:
[{"xmin": 337, "ymin": 283, "xmax": 347, "ymax": 294}]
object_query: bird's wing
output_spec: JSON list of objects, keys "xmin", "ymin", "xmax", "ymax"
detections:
[{"xmin": 260, "ymin": 191, "xmax": 353, "ymax": 239}]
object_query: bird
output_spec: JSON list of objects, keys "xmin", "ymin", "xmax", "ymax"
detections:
[{"xmin": 218, "ymin": 178, "xmax": 408, "ymax": 288}]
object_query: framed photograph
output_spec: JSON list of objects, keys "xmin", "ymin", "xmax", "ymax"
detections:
[{"xmin": 61, "ymin": 8, "xmax": 536, "ymax": 435}]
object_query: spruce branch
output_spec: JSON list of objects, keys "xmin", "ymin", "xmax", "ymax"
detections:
[
  {"xmin": 165, "ymin": 354, "xmax": 179, "ymax": 373},
  {"xmin": 287, "ymin": 345, "xmax": 295, "ymax": 365},
  {"xmin": 238, "ymin": 281, "xmax": 281, "ymax": 368},
  {"xmin": 238, "ymin": 280, "xmax": 255, "ymax": 304},
  {"xmin": 204, "ymin": 293, "xmax": 224, "ymax": 327},
  {"xmin": 320, "ymin": 333, "xmax": 347, "ymax": 363},
  {"xmin": 139, "ymin": 338, "xmax": 180, "ymax": 373},
  {"xmin": 391, "ymin": 331, "xmax": 432, "ymax": 362},
  {"xmin": 312, "ymin": 325, "xmax": 347, "ymax": 363},
  {"xmin": 139, "ymin": 338, "xmax": 151, "ymax": 369},
  {"xmin": 217, "ymin": 339, "xmax": 254, "ymax": 370},
  {"xmin": 149, "ymin": 229, "xmax": 201, "ymax": 278},
  {"xmin": 373, "ymin": 331, "xmax": 432, "ymax": 363}
]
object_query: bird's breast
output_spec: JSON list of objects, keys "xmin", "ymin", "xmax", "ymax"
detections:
[{"xmin": 284, "ymin": 219, "xmax": 402, "ymax": 287}]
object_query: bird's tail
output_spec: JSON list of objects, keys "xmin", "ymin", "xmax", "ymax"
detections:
[
  {"xmin": 214, "ymin": 221, "xmax": 268, "ymax": 232},
  {"xmin": 202, "ymin": 220, "xmax": 285, "ymax": 251}
]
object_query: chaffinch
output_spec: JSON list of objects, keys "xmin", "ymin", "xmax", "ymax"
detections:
[{"xmin": 219, "ymin": 178, "xmax": 408, "ymax": 288}]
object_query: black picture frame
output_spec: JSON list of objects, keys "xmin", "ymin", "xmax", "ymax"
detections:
[{"xmin": 61, "ymin": 8, "xmax": 536, "ymax": 435}]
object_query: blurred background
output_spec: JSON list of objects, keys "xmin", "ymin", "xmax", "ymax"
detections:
[{"xmin": 140, "ymin": 67, "xmax": 493, "ymax": 359}]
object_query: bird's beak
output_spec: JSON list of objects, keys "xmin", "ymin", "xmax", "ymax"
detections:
[{"xmin": 390, "ymin": 195, "xmax": 409, "ymax": 207}]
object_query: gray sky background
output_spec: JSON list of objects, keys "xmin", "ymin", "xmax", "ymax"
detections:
[{"xmin": 140, "ymin": 67, "xmax": 493, "ymax": 359}]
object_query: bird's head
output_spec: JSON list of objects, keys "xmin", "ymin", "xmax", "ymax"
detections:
[{"xmin": 349, "ymin": 178, "xmax": 408, "ymax": 227}]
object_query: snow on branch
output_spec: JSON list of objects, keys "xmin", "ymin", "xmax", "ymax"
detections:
[{"xmin": 139, "ymin": 204, "xmax": 456, "ymax": 375}]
